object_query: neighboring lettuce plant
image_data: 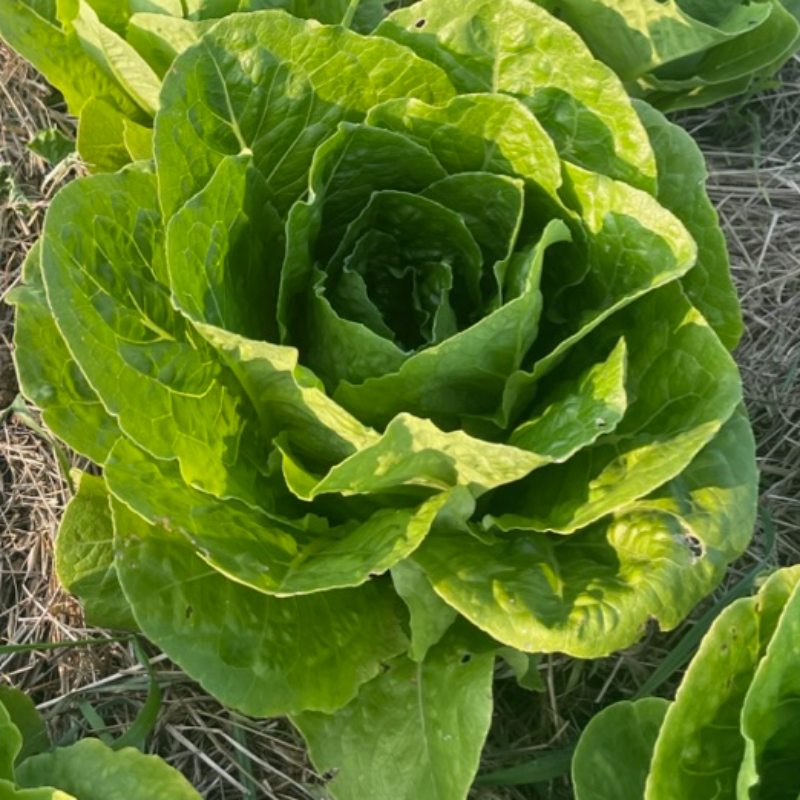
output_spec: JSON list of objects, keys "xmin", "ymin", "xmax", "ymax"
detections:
[
  {"xmin": 0, "ymin": 683, "xmax": 201, "ymax": 799},
  {"xmin": 7, "ymin": 1, "xmax": 758, "ymax": 797},
  {"xmin": 572, "ymin": 565, "xmax": 800, "ymax": 799},
  {"xmin": 530, "ymin": 0, "xmax": 800, "ymax": 110},
  {"xmin": 0, "ymin": 0, "xmax": 386, "ymax": 171}
]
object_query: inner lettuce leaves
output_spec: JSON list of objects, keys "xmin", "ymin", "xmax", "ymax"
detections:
[{"xmin": 7, "ymin": 4, "xmax": 757, "ymax": 799}]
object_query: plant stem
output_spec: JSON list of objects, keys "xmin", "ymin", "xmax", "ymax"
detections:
[{"xmin": 342, "ymin": 0, "xmax": 362, "ymax": 29}]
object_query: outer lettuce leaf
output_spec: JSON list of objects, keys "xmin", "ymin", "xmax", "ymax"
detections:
[
  {"xmin": 112, "ymin": 498, "xmax": 409, "ymax": 716},
  {"xmin": 0, "ymin": 0, "xmax": 141, "ymax": 119},
  {"xmin": 738, "ymin": 574, "xmax": 800, "ymax": 798},
  {"xmin": 392, "ymin": 559, "xmax": 458, "ymax": 662},
  {"xmin": 16, "ymin": 739, "xmax": 202, "ymax": 800},
  {"xmin": 414, "ymin": 410, "xmax": 756, "ymax": 656},
  {"xmin": 531, "ymin": 0, "xmax": 800, "ymax": 110},
  {"xmin": 633, "ymin": 100, "xmax": 742, "ymax": 350},
  {"xmin": 0, "ymin": 689, "xmax": 48, "ymax": 766},
  {"xmin": 181, "ymin": 0, "xmax": 384, "ymax": 32},
  {"xmin": 535, "ymin": 0, "xmax": 773, "ymax": 81},
  {"xmin": 646, "ymin": 567, "xmax": 800, "ymax": 799},
  {"xmin": 60, "ymin": 0, "xmax": 162, "ymax": 116},
  {"xmin": 491, "ymin": 284, "xmax": 742, "ymax": 534},
  {"xmin": 54, "ymin": 472, "xmax": 137, "ymax": 630},
  {"xmin": 125, "ymin": 13, "xmax": 205, "ymax": 77},
  {"xmin": 0, "ymin": 706, "xmax": 21, "ymax": 783},
  {"xmin": 76, "ymin": 97, "xmax": 133, "ymax": 173},
  {"xmin": 105, "ymin": 437, "xmax": 453, "ymax": 596},
  {"xmin": 165, "ymin": 154, "xmax": 283, "ymax": 342},
  {"xmin": 81, "ymin": 0, "xmax": 131, "ymax": 32},
  {"xmin": 6, "ymin": 243, "xmax": 122, "ymax": 464},
  {"xmin": 120, "ymin": 118, "xmax": 152, "ymax": 161},
  {"xmin": 0, "ymin": 783, "xmax": 73, "ymax": 800},
  {"xmin": 40, "ymin": 168, "xmax": 269, "ymax": 507},
  {"xmin": 572, "ymin": 698, "xmax": 670, "ymax": 800},
  {"xmin": 293, "ymin": 630, "xmax": 495, "ymax": 800}
]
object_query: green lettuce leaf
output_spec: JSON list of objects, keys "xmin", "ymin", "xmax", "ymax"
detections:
[
  {"xmin": 490, "ymin": 284, "xmax": 742, "ymax": 534},
  {"xmin": 54, "ymin": 472, "xmax": 137, "ymax": 630},
  {"xmin": 414, "ymin": 410, "xmax": 756, "ymax": 656},
  {"xmin": 16, "ymin": 740, "xmax": 202, "ymax": 800},
  {"xmin": 76, "ymin": 97, "xmax": 133, "ymax": 173},
  {"xmin": 0, "ymin": 782, "xmax": 74, "ymax": 800},
  {"xmin": 60, "ymin": 0, "xmax": 162, "ymax": 116},
  {"xmin": 633, "ymin": 99, "xmax": 742, "ymax": 349},
  {"xmin": 125, "ymin": 13, "xmax": 205, "ymax": 77},
  {"xmin": 293, "ymin": 630, "xmax": 495, "ymax": 800},
  {"xmin": 528, "ymin": 0, "xmax": 800, "ymax": 110},
  {"xmin": 646, "ymin": 566, "xmax": 800, "ymax": 798},
  {"xmin": 112, "ymin": 498, "xmax": 409, "ymax": 716},
  {"xmin": 0, "ymin": 689, "xmax": 48, "ymax": 767},
  {"xmin": 572, "ymin": 698, "xmax": 670, "ymax": 800},
  {"xmin": 0, "ymin": 0, "xmax": 141, "ymax": 120},
  {"xmin": 6, "ymin": 243, "xmax": 122, "ymax": 464},
  {"xmin": 0, "ymin": 705, "xmax": 21, "ymax": 783},
  {"xmin": 392, "ymin": 559, "xmax": 459, "ymax": 662},
  {"xmin": 154, "ymin": 10, "xmax": 455, "ymax": 217},
  {"xmin": 738, "ymin": 573, "xmax": 800, "ymax": 798},
  {"xmin": 378, "ymin": 0, "xmax": 658, "ymax": 191},
  {"xmin": 106, "ymin": 436, "xmax": 453, "ymax": 596},
  {"xmin": 40, "ymin": 167, "xmax": 268, "ymax": 506}
]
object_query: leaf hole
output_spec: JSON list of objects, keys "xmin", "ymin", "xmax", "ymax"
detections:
[
  {"xmin": 675, "ymin": 532, "xmax": 704, "ymax": 561},
  {"xmin": 415, "ymin": 18, "xmax": 426, "ymax": 28},
  {"xmin": 684, "ymin": 535, "xmax": 704, "ymax": 560},
  {"xmin": 460, "ymin": 654, "xmax": 473, "ymax": 665}
]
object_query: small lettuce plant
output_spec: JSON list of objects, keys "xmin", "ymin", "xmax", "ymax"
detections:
[
  {"xmin": 0, "ymin": 684, "xmax": 201, "ymax": 799},
  {"xmin": 572, "ymin": 565, "xmax": 800, "ymax": 799},
  {"xmin": 7, "ymin": 1, "xmax": 757, "ymax": 797},
  {"xmin": 529, "ymin": 0, "xmax": 800, "ymax": 111}
]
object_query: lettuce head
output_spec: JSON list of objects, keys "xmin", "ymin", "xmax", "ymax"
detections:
[{"xmin": 7, "ymin": 2, "xmax": 758, "ymax": 797}]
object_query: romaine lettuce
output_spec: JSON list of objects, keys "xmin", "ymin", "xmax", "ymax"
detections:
[
  {"xmin": 526, "ymin": 0, "xmax": 800, "ymax": 111},
  {"xmin": 7, "ymin": 3, "xmax": 758, "ymax": 797},
  {"xmin": 573, "ymin": 566, "xmax": 800, "ymax": 799}
]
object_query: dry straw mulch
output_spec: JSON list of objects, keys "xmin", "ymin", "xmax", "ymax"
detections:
[{"xmin": 1, "ymin": 40, "xmax": 798, "ymax": 800}]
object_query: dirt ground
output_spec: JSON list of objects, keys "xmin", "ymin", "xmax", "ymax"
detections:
[{"xmin": 1, "ymin": 41, "xmax": 798, "ymax": 800}]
